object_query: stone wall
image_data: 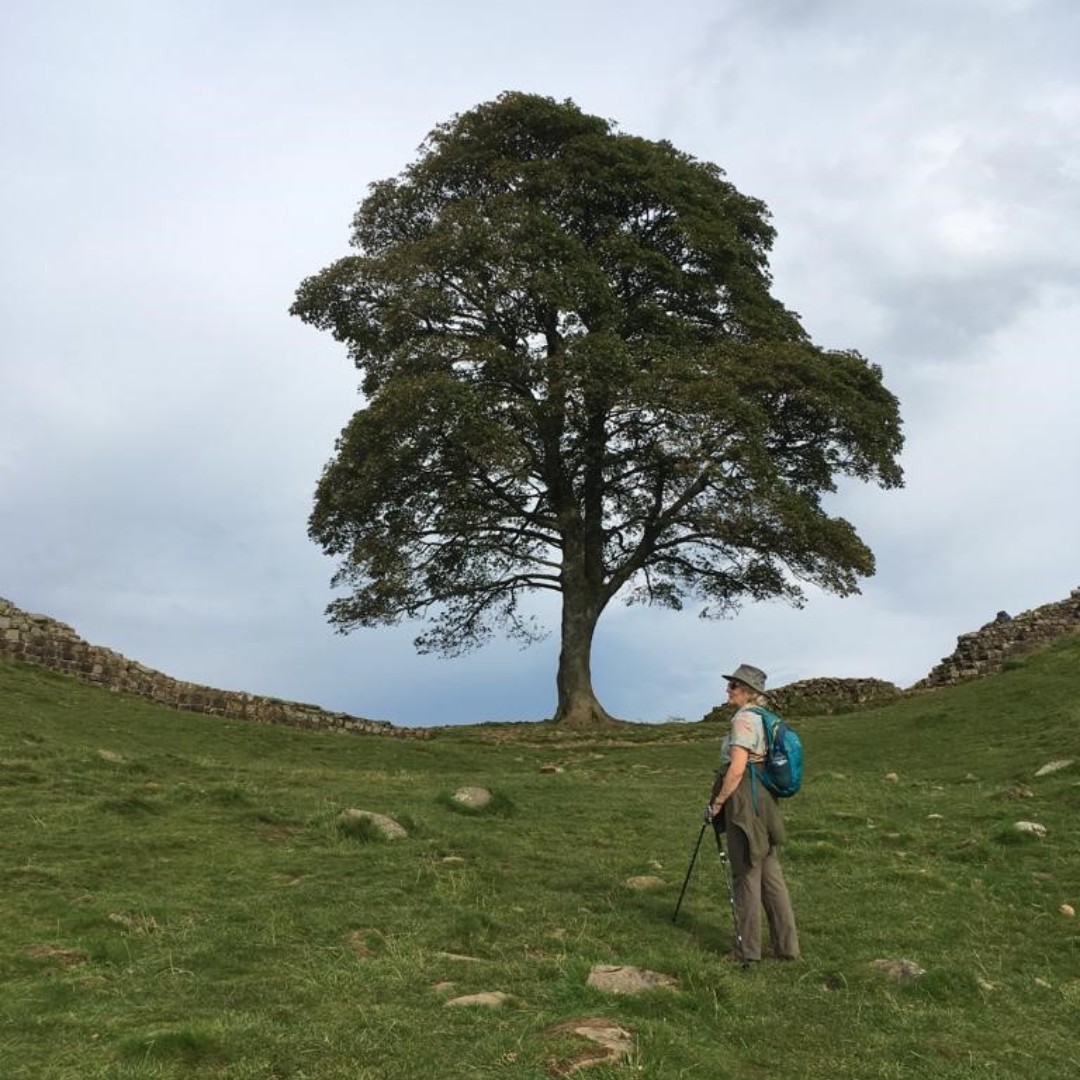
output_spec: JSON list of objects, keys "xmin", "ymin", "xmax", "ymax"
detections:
[
  {"xmin": 702, "ymin": 676, "xmax": 902, "ymax": 721},
  {"xmin": 769, "ymin": 677, "xmax": 903, "ymax": 715},
  {"xmin": 914, "ymin": 587, "xmax": 1080, "ymax": 689},
  {"xmin": 0, "ymin": 597, "xmax": 428, "ymax": 739}
]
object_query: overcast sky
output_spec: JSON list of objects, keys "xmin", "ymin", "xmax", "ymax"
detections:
[{"xmin": 3, "ymin": 0, "xmax": 1077, "ymax": 726}]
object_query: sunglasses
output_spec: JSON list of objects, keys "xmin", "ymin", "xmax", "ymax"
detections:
[{"xmin": 727, "ymin": 680, "xmax": 744, "ymax": 691}]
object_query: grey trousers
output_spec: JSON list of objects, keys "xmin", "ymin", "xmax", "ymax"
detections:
[{"xmin": 720, "ymin": 820, "xmax": 800, "ymax": 961}]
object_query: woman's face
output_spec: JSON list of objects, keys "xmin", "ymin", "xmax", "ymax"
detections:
[{"xmin": 726, "ymin": 680, "xmax": 752, "ymax": 707}]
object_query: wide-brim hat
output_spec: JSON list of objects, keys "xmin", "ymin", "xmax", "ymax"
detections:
[{"xmin": 723, "ymin": 663, "xmax": 768, "ymax": 695}]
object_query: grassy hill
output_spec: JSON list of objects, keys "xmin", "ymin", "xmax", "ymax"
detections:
[{"xmin": 1, "ymin": 639, "xmax": 1078, "ymax": 1079}]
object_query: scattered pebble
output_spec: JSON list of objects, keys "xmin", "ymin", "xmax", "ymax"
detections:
[
  {"xmin": 547, "ymin": 1018, "xmax": 635, "ymax": 1073},
  {"xmin": 869, "ymin": 958, "xmax": 925, "ymax": 984},
  {"xmin": 445, "ymin": 991, "xmax": 511, "ymax": 1008},
  {"xmin": 884, "ymin": 772, "xmax": 900, "ymax": 783},
  {"xmin": 24, "ymin": 946, "xmax": 88, "ymax": 967},
  {"xmin": 1061, "ymin": 904, "xmax": 1075, "ymax": 918},
  {"xmin": 1014, "ymin": 821, "xmax": 1048, "ymax": 838},
  {"xmin": 338, "ymin": 809, "xmax": 407, "ymax": 839},
  {"xmin": 452, "ymin": 786, "xmax": 492, "ymax": 808},
  {"xmin": 625, "ymin": 875, "xmax": 665, "ymax": 890},
  {"xmin": 586, "ymin": 964, "xmax": 679, "ymax": 995},
  {"xmin": 1034, "ymin": 759, "xmax": 1073, "ymax": 777},
  {"xmin": 540, "ymin": 764, "xmax": 564, "ymax": 774}
]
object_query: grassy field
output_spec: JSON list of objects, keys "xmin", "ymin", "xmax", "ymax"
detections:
[{"xmin": 2, "ymin": 638, "xmax": 1078, "ymax": 1079}]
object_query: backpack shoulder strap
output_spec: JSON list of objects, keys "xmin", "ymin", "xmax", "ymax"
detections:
[{"xmin": 746, "ymin": 705, "xmax": 776, "ymax": 740}]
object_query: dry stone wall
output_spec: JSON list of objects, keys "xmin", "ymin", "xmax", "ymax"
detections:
[
  {"xmin": 702, "ymin": 676, "xmax": 902, "ymax": 721},
  {"xmin": 914, "ymin": 588, "xmax": 1080, "ymax": 689},
  {"xmin": 769, "ymin": 677, "xmax": 903, "ymax": 715},
  {"xmin": 0, "ymin": 596, "xmax": 428, "ymax": 739}
]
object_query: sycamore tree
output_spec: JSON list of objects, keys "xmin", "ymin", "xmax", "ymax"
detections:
[{"xmin": 291, "ymin": 92, "xmax": 903, "ymax": 727}]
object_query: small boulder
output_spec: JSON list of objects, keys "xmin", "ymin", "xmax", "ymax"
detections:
[
  {"xmin": 586, "ymin": 964, "xmax": 679, "ymax": 995},
  {"xmin": 452, "ymin": 786, "xmax": 492, "ymax": 809},
  {"xmin": 884, "ymin": 772, "xmax": 900, "ymax": 783},
  {"xmin": 1034, "ymin": 759, "xmax": 1073, "ymax": 777},
  {"xmin": 869, "ymin": 958, "xmax": 925, "ymax": 984},
  {"xmin": 547, "ymin": 1018, "xmax": 635, "ymax": 1074},
  {"xmin": 625, "ymin": 875, "xmax": 665, "ymax": 890},
  {"xmin": 445, "ymin": 991, "xmax": 511, "ymax": 1008},
  {"xmin": 338, "ymin": 809, "xmax": 407, "ymax": 839},
  {"xmin": 1001, "ymin": 785, "xmax": 1035, "ymax": 799},
  {"xmin": 1061, "ymin": 904, "xmax": 1075, "ymax": 918},
  {"xmin": 1014, "ymin": 821, "xmax": 1047, "ymax": 838},
  {"xmin": 24, "ymin": 946, "xmax": 89, "ymax": 968},
  {"xmin": 540, "ymin": 764, "xmax": 565, "ymax": 774}
]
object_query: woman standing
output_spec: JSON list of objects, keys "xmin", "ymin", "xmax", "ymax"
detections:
[{"xmin": 708, "ymin": 663, "xmax": 800, "ymax": 963}]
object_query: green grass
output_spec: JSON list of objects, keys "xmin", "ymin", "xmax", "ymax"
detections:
[{"xmin": 1, "ymin": 639, "xmax": 1078, "ymax": 1079}]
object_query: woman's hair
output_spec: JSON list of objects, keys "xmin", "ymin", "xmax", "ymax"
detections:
[{"xmin": 742, "ymin": 690, "xmax": 767, "ymax": 707}]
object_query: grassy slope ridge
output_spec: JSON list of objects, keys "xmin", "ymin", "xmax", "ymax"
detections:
[{"xmin": 1, "ymin": 640, "xmax": 1078, "ymax": 1080}]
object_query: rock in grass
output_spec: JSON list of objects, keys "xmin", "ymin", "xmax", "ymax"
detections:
[
  {"xmin": 1014, "ymin": 821, "xmax": 1048, "ymax": 838},
  {"xmin": 869, "ymin": 958, "xmax": 926, "ymax": 984},
  {"xmin": 452, "ymin": 786, "xmax": 492, "ymax": 808},
  {"xmin": 445, "ymin": 991, "xmax": 512, "ymax": 1008},
  {"xmin": 547, "ymin": 1018, "xmax": 635, "ymax": 1074},
  {"xmin": 1034, "ymin": 759, "xmax": 1073, "ymax": 777},
  {"xmin": 625, "ymin": 875, "xmax": 665, "ymax": 890},
  {"xmin": 586, "ymin": 964, "xmax": 679, "ymax": 995},
  {"xmin": 338, "ymin": 809, "xmax": 407, "ymax": 839},
  {"xmin": 884, "ymin": 772, "xmax": 900, "ymax": 783},
  {"xmin": 24, "ymin": 945, "xmax": 89, "ymax": 967},
  {"xmin": 1061, "ymin": 904, "xmax": 1076, "ymax": 918},
  {"xmin": 1000, "ymin": 785, "xmax": 1035, "ymax": 799}
]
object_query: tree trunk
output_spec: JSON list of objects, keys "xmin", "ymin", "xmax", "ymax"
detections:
[{"xmin": 553, "ymin": 579, "xmax": 617, "ymax": 727}]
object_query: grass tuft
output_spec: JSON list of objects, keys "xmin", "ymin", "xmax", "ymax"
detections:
[{"xmin": 119, "ymin": 1026, "xmax": 227, "ymax": 1065}]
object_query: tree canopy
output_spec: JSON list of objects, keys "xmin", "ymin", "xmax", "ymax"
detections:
[{"xmin": 291, "ymin": 92, "xmax": 904, "ymax": 726}]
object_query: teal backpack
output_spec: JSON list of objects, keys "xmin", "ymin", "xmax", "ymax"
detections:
[{"xmin": 747, "ymin": 706, "xmax": 803, "ymax": 799}]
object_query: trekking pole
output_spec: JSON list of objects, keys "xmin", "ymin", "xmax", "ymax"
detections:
[
  {"xmin": 671, "ymin": 820, "xmax": 708, "ymax": 923},
  {"xmin": 712, "ymin": 824, "xmax": 748, "ymax": 965}
]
